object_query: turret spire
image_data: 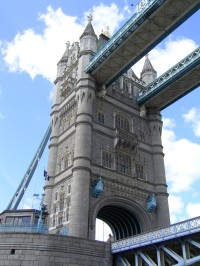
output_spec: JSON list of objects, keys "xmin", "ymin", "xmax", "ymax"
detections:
[
  {"xmin": 141, "ymin": 54, "xmax": 157, "ymax": 85},
  {"xmin": 141, "ymin": 54, "xmax": 156, "ymax": 75},
  {"xmin": 80, "ymin": 14, "xmax": 97, "ymax": 39}
]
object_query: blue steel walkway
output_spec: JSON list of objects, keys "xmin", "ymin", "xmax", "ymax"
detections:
[
  {"xmin": 85, "ymin": 0, "xmax": 200, "ymax": 87},
  {"xmin": 112, "ymin": 216, "xmax": 200, "ymax": 265},
  {"xmin": 137, "ymin": 46, "xmax": 200, "ymax": 110}
]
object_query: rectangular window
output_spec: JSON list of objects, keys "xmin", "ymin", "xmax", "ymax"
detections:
[
  {"xmin": 58, "ymin": 216, "xmax": 63, "ymax": 225},
  {"xmin": 5, "ymin": 216, "xmax": 31, "ymax": 225},
  {"xmin": 53, "ymin": 204, "xmax": 57, "ymax": 214},
  {"xmin": 67, "ymin": 185, "xmax": 71, "ymax": 194},
  {"xmin": 55, "ymin": 192, "xmax": 58, "ymax": 201},
  {"xmin": 66, "ymin": 197, "xmax": 71, "ymax": 208},
  {"xmin": 5, "ymin": 217, "xmax": 14, "ymax": 224},
  {"xmin": 116, "ymin": 153, "xmax": 131, "ymax": 175},
  {"xmin": 66, "ymin": 208, "xmax": 70, "ymax": 222},
  {"xmin": 135, "ymin": 163, "xmax": 144, "ymax": 179},
  {"xmin": 59, "ymin": 194, "xmax": 65, "ymax": 211},
  {"xmin": 102, "ymin": 152, "xmax": 112, "ymax": 168},
  {"xmin": 53, "ymin": 216, "xmax": 55, "ymax": 227}
]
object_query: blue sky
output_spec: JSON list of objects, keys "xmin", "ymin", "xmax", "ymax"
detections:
[{"xmin": 0, "ymin": 0, "xmax": 200, "ymax": 237}]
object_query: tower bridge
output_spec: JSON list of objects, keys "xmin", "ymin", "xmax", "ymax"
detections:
[{"xmin": 1, "ymin": 1, "xmax": 200, "ymax": 265}]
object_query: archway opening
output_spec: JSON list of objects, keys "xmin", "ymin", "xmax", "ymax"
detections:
[
  {"xmin": 95, "ymin": 219, "xmax": 112, "ymax": 241},
  {"xmin": 96, "ymin": 205, "xmax": 141, "ymax": 241}
]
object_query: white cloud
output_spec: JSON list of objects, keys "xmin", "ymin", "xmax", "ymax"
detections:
[
  {"xmin": 186, "ymin": 202, "xmax": 200, "ymax": 218},
  {"xmin": 150, "ymin": 38, "xmax": 198, "ymax": 75},
  {"xmin": 1, "ymin": 4, "xmax": 128, "ymax": 83},
  {"xmin": 133, "ymin": 38, "xmax": 198, "ymax": 78},
  {"xmin": 162, "ymin": 118, "xmax": 200, "ymax": 193},
  {"xmin": 168, "ymin": 195, "xmax": 184, "ymax": 223},
  {"xmin": 84, "ymin": 3, "xmax": 126, "ymax": 36},
  {"xmin": 1, "ymin": 6, "xmax": 84, "ymax": 82},
  {"xmin": 162, "ymin": 117, "xmax": 175, "ymax": 129},
  {"xmin": 183, "ymin": 107, "xmax": 200, "ymax": 137}
]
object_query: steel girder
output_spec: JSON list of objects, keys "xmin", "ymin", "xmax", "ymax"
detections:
[
  {"xmin": 137, "ymin": 47, "xmax": 200, "ymax": 110},
  {"xmin": 112, "ymin": 217, "xmax": 200, "ymax": 265},
  {"xmin": 85, "ymin": 0, "xmax": 200, "ymax": 87},
  {"xmin": 114, "ymin": 235, "xmax": 200, "ymax": 266}
]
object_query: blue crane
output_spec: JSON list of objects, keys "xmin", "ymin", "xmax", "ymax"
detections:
[{"xmin": 6, "ymin": 124, "xmax": 51, "ymax": 210}]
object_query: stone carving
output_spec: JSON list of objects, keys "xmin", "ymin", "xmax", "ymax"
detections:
[
  {"xmin": 114, "ymin": 128, "xmax": 138, "ymax": 154},
  {"xmin": 59, "ymin": 98, "xmax": 77, "ymax": 132},
  {"xmin": 98, "ymin": 84, "xmax": 107, "ymax": 98}
]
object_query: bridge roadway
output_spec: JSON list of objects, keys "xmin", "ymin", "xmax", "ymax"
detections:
[
  {"xmin": 112, "ymin": 216, "xmax": 200, "ymax": 266},
  {"xmin": 137, "ymin": 46, "xmax": 200, "ymax": 110},
  {"xmin": 85, "ymin": 0, "xmax": 200, "ymax": 88}
]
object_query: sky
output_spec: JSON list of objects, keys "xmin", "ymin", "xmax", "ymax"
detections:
[{"xmin": 0, "ymin": 0, "xmax": 200, "ymax": 240}]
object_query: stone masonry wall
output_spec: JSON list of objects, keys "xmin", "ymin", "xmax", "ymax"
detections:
[{"xmin": 0, "ymin": 233, "xmax": 112, "ymax": 266}]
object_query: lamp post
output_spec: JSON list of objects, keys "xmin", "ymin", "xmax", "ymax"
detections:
[{"xmin": 36, "ymin": 193, "xmax": 47, "ymax": 232}]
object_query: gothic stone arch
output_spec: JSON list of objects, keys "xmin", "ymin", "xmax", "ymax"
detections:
[{"xmin": 89, "ymin": 196, "xmax": 152, "ymax": 240}]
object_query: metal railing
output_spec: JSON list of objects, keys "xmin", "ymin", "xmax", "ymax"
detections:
[
  {"xmin": 137, "ymin": 47, "xmax": 200, "ymax": 103},
  {"xmin": 0, "ymin": 223, "xmax": 49, "ymax": 234},
  {"xmin": 111, "ymin": 216, "xmax": 200, "ymax": 253}
]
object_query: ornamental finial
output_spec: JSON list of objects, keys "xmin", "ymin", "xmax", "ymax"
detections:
[
  {"xmin": 65, "ymin": 41, "xmax": 70, "ymax": 49},
  {"xmin": 87, "ymin": 14, "xmax": 93, "ymax": 23}
]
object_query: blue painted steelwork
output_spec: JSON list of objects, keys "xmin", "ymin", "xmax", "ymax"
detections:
[
  {"xmin": 92, "ymin": 176, "xmax": 104, "ymax": 198},
  {"xmin": 6, "ymin": 124, "xmax": 52, "ymax": 210},
  {"xmin": 146, "ymin": 193, "xmax": 157, "ymax": 212},
  {"xmin": 115, "ymin": 256, "xmax": 131, "ymax": 266},
  {"xmin": 85, "ymin": 0, "xmax": 200, "ymax": 88},
  {"xmin": 85, "ymin": 0, "xmax": 164, "ymax": 74},
  {"xmin": 137, "ymin": 47, "xmax": 200, "ymax": 107},
  {"xmin": 111, "ymin": 216, "xmax": 200, "ymax": 253},
  {"xmin": 0, "ymin": 223, "xmax": 48, "ymax": 234},
  {"xmin": 58, "ymin": 227, "xmax": 68, "ymax": 236},
  {"xmin": 36, "ymin": 193, "xmax": 48, "ymax": 231}
]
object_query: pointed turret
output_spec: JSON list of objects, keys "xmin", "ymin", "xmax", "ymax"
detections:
[
  {"xmin": 79, "ymin": 14, "xmax": 97, "ymax": 55},
  {"xmin": 80, "ymin": 15, "xmax": 96, "ymax": 39},
  {"xmin": 57, "ymin": 41, "xmax": 70, "ymax": 78},
  {"xmin": 77, "ymin": 14, "xmax": 97, "ymax": 81},
  {"xmin": 141, "ymin": 54, "xmax": 157, "ymax": 85}
]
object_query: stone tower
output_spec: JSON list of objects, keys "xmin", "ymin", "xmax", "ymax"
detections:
[{"xmin": 44, "ymin": 17, "xmax": 170, "ymax": 240}]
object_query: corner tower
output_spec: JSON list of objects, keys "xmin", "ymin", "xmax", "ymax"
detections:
[{"xmin": 44, "ymin": 17, "xmax": 170, "ymax": 240}]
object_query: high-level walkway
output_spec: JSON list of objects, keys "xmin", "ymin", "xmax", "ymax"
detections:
[
  {"xmin": 85, "ymin": 0, "xmax": 200, "ymax": 87},
  {"xmin": 112, "ymin": 216, "xmax": 200, "ymax": 265},
  {"xmin": 137, "ymin": 46, "xmax": 200, "ymax": 110}
]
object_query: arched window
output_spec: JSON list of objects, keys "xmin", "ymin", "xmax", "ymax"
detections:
[{"xmin": 115, "ymin": 114, "xmax": 130, "ymax": 131}]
